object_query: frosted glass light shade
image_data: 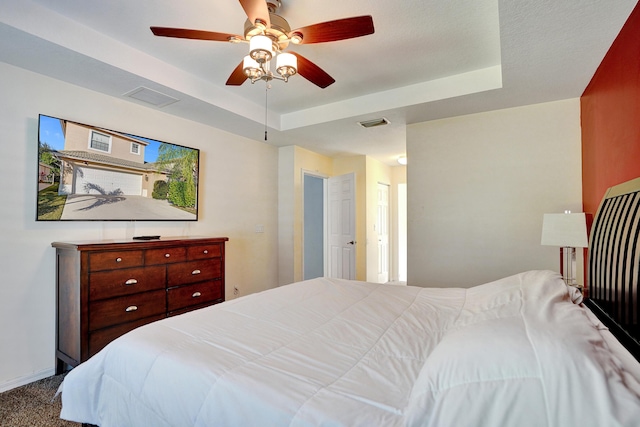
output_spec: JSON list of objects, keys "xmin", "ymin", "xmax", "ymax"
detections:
[
  {"xmin": 276, "ymin": 52, "xmax": 297, "ymax": 78},
  {"xmin": 541, "ymin": 212, "xmax": 589, "ymax": 247},
  {"xmin": 249, "ymin": 35, "xmax": 273, "ymax": 63},
  {"xmin": 243, "ymin": 55, "xmax": 262, "ymax": 78}
]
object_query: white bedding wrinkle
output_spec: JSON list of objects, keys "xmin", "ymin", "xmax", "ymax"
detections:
[{"xmin": 60, "ymin": 272, "xmax": 640, "ymax": 427}]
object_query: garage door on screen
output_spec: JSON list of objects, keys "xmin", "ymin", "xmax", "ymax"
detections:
[{"xmin": 74, "ymin": 166, "xmax": 142, "ymax": 196}]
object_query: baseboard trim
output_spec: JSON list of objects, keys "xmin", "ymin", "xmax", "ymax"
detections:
[{"xmin": 0, "ymin": 367, "xmax": 56, "ymax": 393}]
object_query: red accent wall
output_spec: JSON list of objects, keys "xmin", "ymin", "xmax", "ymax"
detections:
[{"xmin": 581, "ymin": 1, "xmax": 640, "ymax": 215}]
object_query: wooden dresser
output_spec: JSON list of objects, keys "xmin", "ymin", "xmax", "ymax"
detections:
[{"xmin": 52, "ymin": 236, "xmax": 228, "ymax": 374}]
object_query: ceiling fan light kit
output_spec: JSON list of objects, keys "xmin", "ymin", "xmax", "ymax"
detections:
[
  {"xmin": 243, "ymin": 34, "xmax": 298, "ymax": 83},
  {"xmin": 150, "ymin": 0, "xmax": 375, "ymax": 89}
]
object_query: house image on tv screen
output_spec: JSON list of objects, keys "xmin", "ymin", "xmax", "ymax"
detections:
[
  {"xmin": 56, "ymin": 122, "xmax": 165, "ymax": 197},
  {"xmin": 37, "ymin": 115, "xmax": 199, "ymax": 221}
]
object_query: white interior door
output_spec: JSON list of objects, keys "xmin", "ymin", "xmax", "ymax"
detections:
[
  {"xmin": 328, "ymin": 173, "xmax": 356, "ymax": 280},
  {"xmin": 377, "ymin": 183, "xmax": 390, "ymax": 283}
]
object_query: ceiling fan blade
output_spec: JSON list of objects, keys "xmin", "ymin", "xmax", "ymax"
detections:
[
  {"xmin": 289, "ymin": 16, "xmax": 374, "ymax": 45},
  {"xmin": 238, "ymin": 0, "xmax": 271, "ymax": 28},
  {"xmin": 226, "ymin": 61, "xmax": 248, "ymax": 86},
  {"xmin": 151, "ymin": 27, "xmax": 240, "ymax": 42},
  {"xmin": 290, "ymin": 52, "xmax": 335, "ymax": 89}
]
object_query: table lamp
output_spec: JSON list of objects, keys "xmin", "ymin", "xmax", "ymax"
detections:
[{"xmin": 541, "ymin": 211, "xmax": 589, "ymax": 287}]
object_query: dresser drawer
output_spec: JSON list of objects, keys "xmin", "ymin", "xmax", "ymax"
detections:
[
  {"xmin": 146, "ymin": 246, "xmax": 187, "ymax": 265},
  {"xmin": 88, "ymin": 314, "xmax": 165, "ymax": 357},
  {"xmin": 167, "ymin": 280, "xmax": 223, "ymax": 313},
  {"xmin": 187, "ymin": 243, "xmax": 222, "ymax": 260},
  {"xmin": 89, "ymin": 289, "xmax": 166, "ymax": 331},
  {"xmin": 89, "ymin": 266, "xmax": 166, "ymax": 301},
  {"xmin": 89, "ymin": 250, "xmax": 144, "ymax": 271},
  {"xmin": 167, "ymin": 259, "xmax": 222, "ymax": 286}
]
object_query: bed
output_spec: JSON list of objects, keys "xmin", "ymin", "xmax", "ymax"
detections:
[{"xmin": 59, "ymin": 178, "xmax": 640, "ymax": 427}]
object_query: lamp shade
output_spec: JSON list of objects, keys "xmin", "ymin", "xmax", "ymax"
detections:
[
  {"xmin": 541, "ymin": 212, "xmax": 589, "ymax": 247},
  {"xmin": 276, "ymin": 52, "xmax": 297, "ymax": 78},
  {"xmin": 249, "ymin": 35, "xmax": 273, "ymax": 63},
  {"xmin": 243, "ymin": 55, "xmax": 262, "ymax": 78}
]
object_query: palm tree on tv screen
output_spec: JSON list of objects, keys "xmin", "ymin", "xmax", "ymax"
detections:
[{"xmin": 155, "ymin": 143, "xmax": 198, "ymax": 209}]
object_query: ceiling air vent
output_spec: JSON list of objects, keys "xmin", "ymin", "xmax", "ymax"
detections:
[
  {"xmin": 358, "ymin": 117, "xmax": 390, "ymax": 128},
  {"xmin": 123, "ymin": 86, "xmax": 179, "ymax": 108}
]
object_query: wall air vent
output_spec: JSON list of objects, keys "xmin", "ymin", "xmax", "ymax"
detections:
[
  {"xmin": 123, "ymin": 86, "xmax": 179, "ymax": 108},
  {"xmin": 357, "ymin": 117, "xmax": 390, "ymax": 128}
]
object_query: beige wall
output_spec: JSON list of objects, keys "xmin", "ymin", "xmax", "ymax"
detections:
[
  {"xmin": 0, "ymin": 62, "xmax": 279, "ymax": 391},
  {"xmin": 407, "ymin": 99, "xmax": 583, "ymax": 288}
]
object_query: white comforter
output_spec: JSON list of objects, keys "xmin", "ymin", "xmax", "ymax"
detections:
[{"xmin": 60, "ymin": 271, "xmax": 640, "ymax": 427}]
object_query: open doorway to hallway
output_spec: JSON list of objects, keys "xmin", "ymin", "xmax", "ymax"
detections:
[
  {"xmin": 303, "ymin": 172, "xmax": 357, "ymax": 280},
  {"xmin": 302, "ymin": 172, "xmax": 407, "ymax": 283},
  {"xmin": 303, "ymin": 174, "xmax": 325, "ymax": 280}
]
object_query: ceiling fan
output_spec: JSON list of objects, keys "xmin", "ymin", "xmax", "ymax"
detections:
[{"xmin": 150, "ymin": 0, "xmax": 374, "ymax": 89}]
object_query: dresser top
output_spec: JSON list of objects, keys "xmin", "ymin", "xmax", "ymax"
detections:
[{"xmin": 52, "ymin": 236, "xmax": 228, "ymax": 251}]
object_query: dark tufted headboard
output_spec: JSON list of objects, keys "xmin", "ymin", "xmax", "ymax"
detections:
[{"xmin": 587, "ymin": 177, "xmax": 640, "ymax": 360}]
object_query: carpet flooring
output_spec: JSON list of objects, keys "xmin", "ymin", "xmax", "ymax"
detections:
[{"xmin": 0, "ymin": 374, "xmax": 79, "ymax": 427}]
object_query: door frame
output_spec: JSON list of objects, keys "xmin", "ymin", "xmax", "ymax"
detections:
[{"xmin": 377, "ymin": 182, "xmax": 390, "ymax": 283}]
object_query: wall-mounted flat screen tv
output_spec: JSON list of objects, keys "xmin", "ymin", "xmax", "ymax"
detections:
[{"xmin": 37, "ymin": 114, "xmax": 199, "ymax": 221}]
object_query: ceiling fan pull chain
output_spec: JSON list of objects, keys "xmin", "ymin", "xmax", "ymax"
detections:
[{"xmin": 264, "ymin": 83, "xmax": 269, "ymax": 141}]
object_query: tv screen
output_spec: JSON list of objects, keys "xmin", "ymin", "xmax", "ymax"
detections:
[{"xmin": 37, "ymin": 114, "xmax": 199, "ymax": 221}]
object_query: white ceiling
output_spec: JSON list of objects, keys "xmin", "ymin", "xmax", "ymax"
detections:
[{"xmin": 0, "ymin": 0, "xmax": 637, "ymax": 165}]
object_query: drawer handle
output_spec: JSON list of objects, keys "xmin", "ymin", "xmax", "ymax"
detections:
[
  {"xmin": 116, "ymin": 257, "xmax": 122, "ymax": 263},
  {"xmin": 165, "ymin": 253, "xmax": 171, "ymax": 258},
  {"xmin": 192, "ymin": 269, "xmax": 201, "ymax": 275},
  {"xmin": 125, "ymin": 279, "xmax": 138, "ymax": 285},
  {"xmin": 192, "ymin": 292, "xmax": 202, "ymax": 298},
  {"xmin": 203, "ymin": 250, "xmax": 208, "ymax": 254},
  {"xmin": 125, "ymin": 305, "xmax": 138, "ymax": 312}
]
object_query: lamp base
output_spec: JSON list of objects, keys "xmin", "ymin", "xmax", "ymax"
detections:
[{"xmin": 561, "ymin": 246, "xmax": 578, "ymax": 287}]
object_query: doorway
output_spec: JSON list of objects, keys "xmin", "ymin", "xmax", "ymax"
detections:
[
  {"xmin": 303, "ymin": 172, "xmax": 357, "ymax": 281},
  {"xmin": 303, "ymin": 174, "xmax": 325, "ymax": 280}
]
